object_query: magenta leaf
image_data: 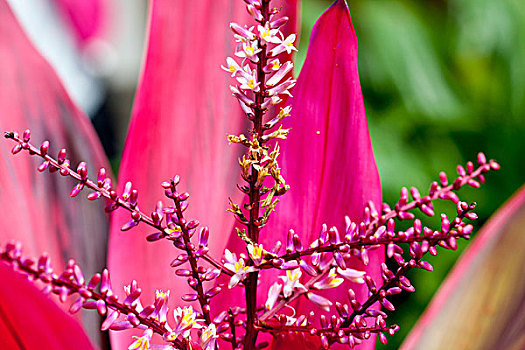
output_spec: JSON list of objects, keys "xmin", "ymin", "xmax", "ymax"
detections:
[
  {"xmin": 107, "ymin": 0, "xmax": 297, "ymax": 348},
  {"xmin": 0, "ymin": 263, "xmax": 94, "ymax": 349},
  {"xmin": 216, "ymin": 1, "xmax": 382, "ymax": 348},
  {"xmin": 0, "ymin": 0, "xmax": 110, "ymax": 344},
  {"xmin": 402, "ymin": 184, "xmax": 525, "ymax": 350}
]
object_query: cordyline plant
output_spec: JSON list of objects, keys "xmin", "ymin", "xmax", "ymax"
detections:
[{"xmin": 0, "ymin": 0, "xmax": 502, "ymax": 349}]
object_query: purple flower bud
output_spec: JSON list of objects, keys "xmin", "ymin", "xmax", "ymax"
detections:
[
  {"xmin": 467, "ymin": 179, "xmax": 480, "ymax": 188},
  {"xmin": 37, "ymin": 161, "xmax": 50, "ymax": 172},
  {"xmin": 196, "ymin": 227, "xmax": 210, "ymax": 248},
  {"xmin": 464, "ymin": 161, "xmax": 473, "ymax": 174},
  {"xmin": 440, "ymin": 191, "xmax": 459, "ymax": 203},
  {"xmin": 270, "ymin": 16, "xmax": 288, "ymax": 29},
  {"xmin": 447, "ymin": 236, "xmax": 458, "ymax": 250},
  {"xmin": 129, "ymin": 189, "xmax": 139, "ymax": 207},
  {"xmin": 69, "ymin": 297, "xmax": 84, "ymax": 314},
  {"xmin": 72, "ymin": 264, "xmax": 84, "ymax": 285},
  {"xmin": 333, "ymin": 251, "xmax": 346, "ymax": 270},
  {"xmin": 124, "ymin": 289, "xmax": 142, "ymax": 307},
  {"xmin": 328, "ymin": 226, "xmax": 340, "ymax": 244},
  {"xmin": 465, "ymin": 212, "xmax": 478, "ymax": 220},
  {"xmin": 413, "ymin": 219, "xmax": 422, "ymax": 235},
  {"xmin": 38, "ymin": 141, "xmax": 50, "ymax": 156},
  {"xmin": 410, "ymin": 242, "xmax": 422, "ymax": 259},
  {"xmin": 175, "ymin": 269, "xmax": 192, "ymax": 277},
  {"xmin": 205, "ymin": 286, "xmax": 222, "ymax": 298},
  {"xmin": 214, "ymin": 311, "xmax": 228, "ymax": 324},
  {"xmin": 335, "ymin": 302, "xmax": 349, "ymax": 318},
  {"xmin": 358, "ymin": 247, "xmax": 368, "ymax": 266},
  {"xmin": 22, "ymin": 129, "xmax": 31, "ymax": 142},
  {"xmin": 177, "ymin": 192, "xmax": 190, "ymax": 201},
  {"xmin": 393, "ymin": 253, "xmax": 405, "ymax": 266},
  {"xmin": 96, "ymin": 299, "xmax": 107, "ymax": 315},
  {"xmin": 121, "ymin": 219, "xmax": 139, "ymax": 231},
  {"xmin": 387, "ymin": 287, "xmax": 402, "ymax": 295},
  {"xmin": 87, "ymin": 192, "xmax": 102, "ymax": 201},
  {"xmin": 420, "ymin": 203, "xmax": 435, "ymax": 216},
  {"xmin": 182, "ymin": 293, "xmax": 198, "ymax": 302},
  {"xmin": 439, "ymin": 171, "xmax": 448, "ymax": 186},
  {"xmin": 109, "ymin": 321, "xmax": 133, "ymax": 331},
  {"xmin": 127, "ymin": 313, "xmax": 140, "ymax": 327},
  {"xmin": 146, "ymin": 232, "xmax": 164, "ymax": 242},
  {"xmin": 37, "ymin": 253, "xmax": 52, "ymax": 274},
  {"xmin": 281, "ymin": 261, "xmax": 299, "ymax": 270},
  {"xmin": 185, "ymin": 220, "xmax": 199, "ymax": 230},
  {"xmin": 398, "ymin": 211, "xmax": 415, "ymax": 220},
  {"xmin": 203, "ymin": 269, "xmax": 221, "ymax": 281},
  {"xmin": 299, "ymin": 259, "xmax": 317, "ymax": 276},
  {"xmin": 409, "ymin": 187, "xmax": 420, "ymax": 201},
  {"xmin": 87, "ymin": 273, "xmax": 101, "ymax": 289},
  {"xmin": 76, "ymin": 162, "xmax": 87, "ymax": 180},
  {"xmin": 456, "ymin": 165, "xmax": 466, "ymax": 176},
  {"xmin": 138, "ymin": 305, "xmax": 155, "ymax": 318},
  {"xmin": 441, "ymin": 214, "xmax": 450, "ymax": 233},
  {"xmin": 476, "ymin": 152, "xmax": 486, "ymax": 165},
  {"xmin": 101, "ymin": 269, "xmax": 112, "ymax": 295},
  {"xmin": 365, "ymin": 275, "xmax": 376, "ymax": 291},
  {"xmin": 70, "ymin": 183, "xmax": 84, "ymax": 197},
  {"xmin": 122, "ymin": 181, "xmax": 132, "ymax": 201},
  {"xmin": 374, "ymin": 225, "xmax": 386, "ymax": 239},
  {"xmin": 419, "ymin": 260, "xmax": 433, "ymax": 271},
  {"xmin": 321, "ymin": 335, "xmax": 329, "ymax": 349},
  {"xmin": 82, "ymin": 300, "xmax": 98, "ymax": 309},
  {"xmin": 101, "ymin": 310, "xmax": 120, "ymax": 331},
  {"xmin": 286, "ymin": 229, "xmax": 294, "ymax": 252},
  {"xmin": 293, "ymin": 233, "xmax": 302, "ymax": 251},
  {"xmin": 399, "ymin": 276, "xmax": 411, "ymax": 288},
  {"xmin": 246, "ymin": 4, "xmax": 263, "ymax": 21},
  {"xmin": 230, "ymin": 23, "xmax": 256, "ymax": 41},
  {"xmin": 379, "ymin": 332, "xmax": 388, "ymax": 345},
  {"xmin": 398, "ymin": 187, "xmax": 409, "ymax": 207}
]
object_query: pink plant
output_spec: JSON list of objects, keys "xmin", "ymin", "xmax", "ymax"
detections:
[{"xmin": 1, "ymin": 0, "xmax": 502, "ymax": 349}]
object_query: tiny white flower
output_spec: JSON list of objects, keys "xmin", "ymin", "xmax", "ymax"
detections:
[
  {"xmin": 129, "ymin": 329, "xmax": 153, "ymax": 350},
  {"xmin": 224, "ymin": 249, "xmax": 254, "ymax": 288},
  {"xmin": 337, "ymin": 267, "xmax": 366, "ymax": 284},
  {"xmin": 247, "ymin": 243, "xmax": 264, "ymax": 265},
  {"xmin": 313, "ymin": 268, "xmax": 344, "ymax": 290},
  {"xmin": 236, "ymin": 66, "xmax": 260, "ymax": 92},
  {"xmin": 235, "ymin": 40, "xmax": 262, "ymax": 61},
  {"xmin": 200, "ymin": 323, "xmax": 218, "ymax": 350},
  {"xmin": 279, "ymin": 268, "xmax": 305, "ymax": 298},
  {"xmin": 265, "ymin": 282, "xmax": 282, "ymax": 310},
  {"xmin": 258, "ymin": 23, "xmax": 281, "ymax": 44},
  {"xmin": 221, "ymin": 57, "xmax": 242, "ymax": 77}
]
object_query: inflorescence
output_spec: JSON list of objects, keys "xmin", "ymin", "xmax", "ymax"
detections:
[{"xmin": 2, "ymin": 0, "xmax": 500, "ymax": 349}]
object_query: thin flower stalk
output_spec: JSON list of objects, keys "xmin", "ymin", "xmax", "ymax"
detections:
[{"xmin": 224, "ymin": 0, "xmax": 296, "ymax": 347}]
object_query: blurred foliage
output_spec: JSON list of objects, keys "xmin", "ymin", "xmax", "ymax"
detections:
[{"xmin": 300, "ymin": 0, "xmax": 525, "ymax": 348}]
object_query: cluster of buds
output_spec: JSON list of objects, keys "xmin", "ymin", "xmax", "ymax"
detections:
[
  {"xmin": 0, "ymin": 242, "xmax": 217, "ymax": 349},
  {"xmin": 3, "ymin": 129, "xmax": 500, "ymax": 349},
  {"xmin": 4, "ymin": 130, "xmax": 235, "ymax": 348},
  {"xmin": 219, "ymin": 150, "xmax": 498, "ymax": 348},
  {"xmin": 225, "ymin": 0, "xmax": 296, "ymax": 240},
  {"xmin": 222, "ymin": 2, "xmax": 296, "ymax": 115}
]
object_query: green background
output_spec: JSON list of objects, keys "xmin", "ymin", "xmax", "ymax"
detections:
[{"xmin": 300, "ymin": 0, "xmax": 525, "ymax": 348}]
